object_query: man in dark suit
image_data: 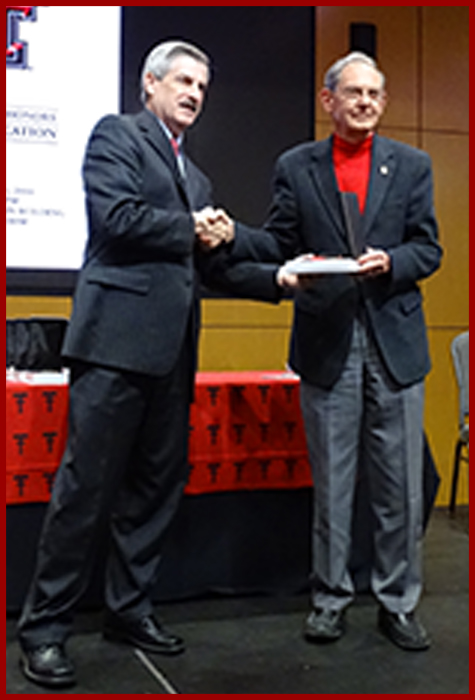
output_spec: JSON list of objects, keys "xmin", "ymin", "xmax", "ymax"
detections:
[
  {"xmin": 17, "ymin": 40, "xmax": 282, "ymax": 689},
  {"xmin": 226, "ymin": 52, "xmax": 442, "ymax": 651}
]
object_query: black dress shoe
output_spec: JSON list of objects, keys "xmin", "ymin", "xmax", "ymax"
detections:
[
  {"xmin": 378, "ymin": 607, "xmax": 431, "ymax": 651},
  {"xmin": 19, "ymin": 643, "xmax": 76, "ymax": 688},
  {"xmin": 103, "ymin": 613, "xmax": 185, "ymax": 655},
  {"xmin": 304, "ymin": 607, "xmax": 346, "ymax": 643}
]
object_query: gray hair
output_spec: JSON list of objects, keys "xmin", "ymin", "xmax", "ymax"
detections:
[
  {"xmin": 323, "ymin": 51, "xmax": 385, "ymax": 92},
  {"xmin": 140, "ymin": 40, "xmax": 211, "ymax": 104}
]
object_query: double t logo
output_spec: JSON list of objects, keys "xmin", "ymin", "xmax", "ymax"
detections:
[{"xmin": 6, "ymin": 6, "xmax": 37, "ymax": 69}]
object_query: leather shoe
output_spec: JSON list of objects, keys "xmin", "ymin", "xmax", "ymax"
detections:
[
  {"xmin": 378, "ymin": 607, "xmax": 431, "ymax": 651},
  {"xmin": 103, "ymin": 613, "xmax": 185, "ymax": 655},
  {"xmin": 19, "ymin": 643, "xmax": 76, "ymax": 688},
  {"xmin": 304, "ymin": 607, "xmax": 345, "ymax": 643}
]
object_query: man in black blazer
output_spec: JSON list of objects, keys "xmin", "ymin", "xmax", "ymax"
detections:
[
  {"xmin": 228, "ymin": 52, "xmax": 442, "ymax": 651},
  {"xmin": 17, "ymin": 40, "xmax": 282, "ymax": 689}
]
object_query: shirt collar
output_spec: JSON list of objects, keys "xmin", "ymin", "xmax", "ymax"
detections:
[
  {"xmin": 152, "ymin": 113, "xmax": 183, "ymax": 148},
  {"xmin": 333, "ymin": 132, "xmax": 373, "ymax": 155}
]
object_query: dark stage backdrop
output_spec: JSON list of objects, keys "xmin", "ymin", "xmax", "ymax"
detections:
[{"xmin": 121, "ymin": 6, "xmax": 315, "ymax": 227}]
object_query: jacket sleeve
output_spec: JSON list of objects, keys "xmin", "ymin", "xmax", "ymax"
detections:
[
  {"xmin": 231, "ymin": 155, "xmax": 305, "ymax": 264},
  {"xmin": 83, "ymin": 115, "xmax": 195, "ymax": 262},
  {"xmin": 385, "ymin": 150, "xmax": 443, "ymax": 291},
  {"xmin": 197, "ymin": 245, "xmax": 283, "ymax": 303}
]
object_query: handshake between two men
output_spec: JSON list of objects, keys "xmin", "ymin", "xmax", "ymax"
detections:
[
  {"xmin": 192, "ymin": 206, "xmax": 392, "ymax": 289},
  {"xmin": 193, "ymin": 206, "xmax": 234, "ymax": 249}
]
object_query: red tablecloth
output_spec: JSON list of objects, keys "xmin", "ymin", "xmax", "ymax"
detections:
[{"xmin": 6, "ymin": 370, "xmax": 312, "ymax": 505}]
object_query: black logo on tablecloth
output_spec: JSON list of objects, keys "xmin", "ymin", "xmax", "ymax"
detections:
[
  {"xmin": 207, "ymin": 462, "xmax": 221, "ymax": 483},
  {"xmin": 42, "ymin": 431, "xmax": 57, "ymax": 453},
  {"xmin": 206, "ymin": 386, "xmax": 220, "ymax": 406},
  {"xmin": 207, "ymin": 423, "xmax": 220, "ymax": 445},
  {"xmin": 259, "ymin": 423, "xmax": 270, "ymax": 442},
  {"xmin": 13, "ymin": 473, "xmax": 28, "ymax": 496},
  {"xmin": 13, "ymin": 432, "xmax": 28, "ymax": 454},
  {"xmin": 42, "ymin": 471, "xmax": 56, "ymax": 493},
  {"xmin": 231, "ymin": 385, "xmax": 246, "ymax": 402},
  {"xmin": 13, "ymin": 391, "xmax": 28, "ymax": 414},
  {"xmin": 284, "ymin": 421, "xmax": 297, "ymax": 441},
  {"xmin": 257, "ymin": 385, "xmax": 270, "ymax": 404},
  {"xmin": 234, "ymin": 461, "xmax": 245, "ymax": 482},
  {"xmin": 232, "ymin": 423, "xmax": 246, "ymax": 444},
  {"xmin": 259, "ymin": 459, "xmax": 271, "ymax": 479},
  {"xmin": 282, "ymin": 385, "xmax": 296, "ymax": 402},
  {"xmin": 42, "ymin": 390, "xmax": 57, "ymax": 412},
  {"xmin": 285, "ymin": 458, "xmax": 297, "ymax": 479}
]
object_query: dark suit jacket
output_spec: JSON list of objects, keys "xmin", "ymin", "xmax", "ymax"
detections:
[
  {"xmin": 232, "ymin": 134, "xmax": 443, "ymax": 388},
  {"xmin": 62, "ymin": 109, "xmax": 280, "ymax": 377}
]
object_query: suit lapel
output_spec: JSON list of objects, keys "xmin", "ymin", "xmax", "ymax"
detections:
[
  {"xmin": 363, "ymin": 135, "xmax": 395, "ymax": 236},
  {"xmin": 307, "ymin": 138, "xmax": 348, "ymax": 244},
  {"xmin": 308, "ymin": 135, "xmax": 397, "ymax": 250},
  {"xmin": 134, "ymin": 110, "xmax": 191, "ymax": 208}
]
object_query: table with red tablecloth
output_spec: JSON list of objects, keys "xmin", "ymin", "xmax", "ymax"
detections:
[
  {"xmin": 6, "ymin": 369, "xmax": 319, "ymax": 611},
  {"xmin": 189, "ymin": 371, "xmax": 312, "ymax": 494},
  {"xmin": 6, "ymin": 368, "xmax": 438, "ymax": 612},
  {"xmin": 6, "ymin": 370, "xmax": 70, "ymax": 504},
  {"xmin": 6, "ymin": 369, "xmax": 313, "ymax": 505}
]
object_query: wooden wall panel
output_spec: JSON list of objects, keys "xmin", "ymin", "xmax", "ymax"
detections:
[
  {"xmin": 315, "ymin": 6, "xmax": 419, "ymax": 130},
  {"xmin": 201, "ymin": 299, "xmax": 292, "ymax": 329},
  {"xmin": 6, "ymin": 297, "xmax": 72, "ymax": 319},
  {"xmin": 422, "ymin": 133, "xmax": 469, "ymax": 328},
  {"xmin": 199, "ymin": 299, "xmax": 292, "ymax": 371},
  {"xmin": 422, "ymin": 6, "xmax": 469, "ymax": 133},
  {"xmin": 377, "ymin": 127, "xmax": 417, "ymax": 148},
  {"xmin": 199, "ymin": 326, "xmax": 291, "ymax": 372}
]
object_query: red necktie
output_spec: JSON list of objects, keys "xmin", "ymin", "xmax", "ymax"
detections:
[
  {"xmin": 171, "ymin": 137, "xmax": 180, "ymax": 158},
  {"xmin": 171, "ymin": 137, "xmax": 186, "ymax": 179}
]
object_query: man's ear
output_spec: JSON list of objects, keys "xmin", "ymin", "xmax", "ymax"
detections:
[
  {"xmin": 319, "ymin": 87, "xmax": 334, "ymax": 115},
  {"xmin": 143, "ymin": 71, "xmax": 156, "ymax": 97}
]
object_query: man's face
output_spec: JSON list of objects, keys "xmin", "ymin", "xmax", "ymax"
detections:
[
  {"xmin": 144, "ymin": 55, "xmax": 209, "ymax": 136},
  {"xmin": 320, "ymin": 61, "xmax": 387, "ymax": 142}
]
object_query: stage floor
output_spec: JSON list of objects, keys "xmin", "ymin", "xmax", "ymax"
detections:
[{"xmin": 7, "ymin": 508, "xmax": 468, "ymax": 694}]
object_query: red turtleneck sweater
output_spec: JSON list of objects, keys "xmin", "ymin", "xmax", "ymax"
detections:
[{"xmin": 333, "ymin": 133, "xmax": 373, "ymax": 214}]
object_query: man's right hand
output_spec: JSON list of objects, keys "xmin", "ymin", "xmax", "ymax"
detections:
[{"xmin": 193, "ymin": 207, "xmax": 235, "ymax": 250}]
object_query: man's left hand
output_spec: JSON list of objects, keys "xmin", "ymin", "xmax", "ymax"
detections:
[{"xmin": 356, "ymin": 247, "xmax": 391, "ymax": 277}]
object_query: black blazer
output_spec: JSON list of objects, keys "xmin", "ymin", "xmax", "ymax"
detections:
[
  {"xmin": 62, "ymin": 109, "xmax": 280, "ymax": 377},
  {"xmin": 232, "ymin": 134, "xmax": 443, "ymax": 388}
]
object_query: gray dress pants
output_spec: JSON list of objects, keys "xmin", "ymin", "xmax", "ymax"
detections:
[{"xmin": 300, "ymin": 312, "xmax": 424, "ymax": 614}]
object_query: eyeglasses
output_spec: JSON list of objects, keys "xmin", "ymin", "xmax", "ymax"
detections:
[{"xmin": 337, "ymin": 86, "xmax": 384, "ymax": 103}]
